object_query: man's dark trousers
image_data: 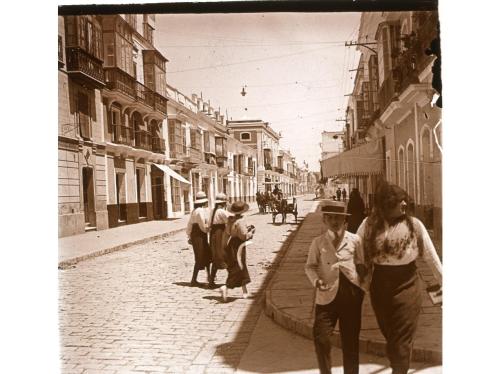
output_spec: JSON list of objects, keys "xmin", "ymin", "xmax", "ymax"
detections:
[{"xmin": 313, "ymin": 271, "xmax": 364, "ymax": 374}]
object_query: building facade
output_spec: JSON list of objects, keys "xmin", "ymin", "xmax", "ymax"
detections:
[
  {"xmin": 321, "ymin": 10, "xmax": 441, "ymax": 242},
  {"xmin": 59, "ymin": 14, "xmax": 259, "ymax": 237},
  {"xmin": 226, "ymin": 119, "xmax": 298, "ymax": 196}
]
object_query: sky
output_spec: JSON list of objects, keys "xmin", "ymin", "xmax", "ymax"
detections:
[{"xmin": 154, "ymin": 12, "xmax": 361, "ymax": 171}]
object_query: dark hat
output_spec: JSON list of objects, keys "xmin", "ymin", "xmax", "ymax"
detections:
[
  {"xmin": 227, "ymin": 201, "xmax": 249, "ymax": 215},
  {"xmin": 320, "ymin": 201, "xmax": 351, "ymax": 215}
]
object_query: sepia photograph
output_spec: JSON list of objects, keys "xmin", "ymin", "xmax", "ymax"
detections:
[{"xmin": 55, "ymin": 1, "xmax": 446, "ymax": 373}]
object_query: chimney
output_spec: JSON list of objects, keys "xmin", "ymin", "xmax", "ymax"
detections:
[
  {"xmin": 208, "ymin": 106, "xmax": 214, "ymax": 116},
  {"xmin": 214, "ymin": 111, "xmax": 220, "ymax": 121},
  {"xmin": 220, "ymin": 115, "xmax": 225, "ymax": 124},
  {"xmin": 202, "ymin": 102, "xmax": 209, "ymax": 113},
  {"xmin": 197, "ymin": 98, "xmax": 203, "ymax": 111},
  {"xmin": 192, "ymin": 93, "xmax": 198, "ymax": 102}
]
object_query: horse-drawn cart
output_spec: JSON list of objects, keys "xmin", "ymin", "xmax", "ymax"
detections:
[{"xmin": 271, "ymin": 196, "xmax": 298, "ymax": 224}]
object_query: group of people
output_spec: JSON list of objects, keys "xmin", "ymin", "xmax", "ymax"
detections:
[
  {"xmin": 334, "ymin": 187, "xmax": 348, "ymax": 202},
  {"xmin": 305, "ymin": 182, "xmax": 442, "ymax": 374},
  {"xmin": 186, "ymin": 191, "xmax": 256, "ymax": 302}
]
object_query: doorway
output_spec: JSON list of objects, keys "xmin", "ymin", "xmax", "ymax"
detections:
[
  {"xmin": 151, "ymin": 170, "xmax": 165, "ymax": 219},
  {"xmin": 116, "ymin": 173, "xmax": 126, "ymax": 222},
  {"xmin": 82, "ymin": 167, "xmax": 95, "ymax": 227}
]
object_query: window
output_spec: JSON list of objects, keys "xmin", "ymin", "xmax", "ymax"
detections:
[
  {"xmin": 407, "ymin": 142, "xmax": 415, "ymax": 200},
  {"xmin": 143, "ymin": 23, "xmax": 154, "ymax": 44},
  {"xmin": 240, "ymin": 132, "xmax": 250, "ymax": 141},
  {"xmin": 215, "ymin": 136, "xmax": 227, "ymax": 156},
  {"xmin": 171, "ymin": 177, "xmax": 182, "ymax": 212},
  {"xmin": 77, "ymin": 92, "xmax": 91, "ymax": 139},
  {"xmin": 203, "ymin": 131, "xmax": 211, "ymax": 153},
  {"xmin": 398, "ymin": 147, "xmax": 405, "ymax": 189},
  {"xmin": 168, "ymin": 120, "xmax": 185, "ymax": 158},
  {"xmin": 125, "ymin": 14, "xmax": 137, "ymax": 29},
  {"xmin": 58, "ymin": 35, "xmax": 64, "ymax": 65}
]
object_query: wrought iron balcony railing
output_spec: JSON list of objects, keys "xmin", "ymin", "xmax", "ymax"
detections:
[
  {"xmin": 152, "ymin": 137, "xmax": 166, "ymax": 154},
  {"xmin": 112, "ymin": 124, "xmax": 134, "ymax": 146},
  {"xmin": 66, "ymin": 47, "xmax": 105, "ymax": 87},
  {"xmin": 135, "ymin": 129, "xmax": 152, "ymax": 151}
]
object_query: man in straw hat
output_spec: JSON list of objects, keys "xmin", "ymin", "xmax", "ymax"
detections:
[{"xmin": 305, "ymin": 201, "xmax": 365, "ymax": 374}]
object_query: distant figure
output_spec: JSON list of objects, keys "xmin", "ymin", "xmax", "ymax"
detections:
[
  {"xmin": 272, "ymin": 184, "xmax": 280, "ymax": 196},
  {"xmin": 342, "ymin": 188, "xmax": 347, "ymax": 202},
  {"xmin": 336, "ymin": 188, "xmax": 342, "ymax": 201},
  {"xmin": 346, "ymin": 188, "xmax": 366, "ymax": 233}
]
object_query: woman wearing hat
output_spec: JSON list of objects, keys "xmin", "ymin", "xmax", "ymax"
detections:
[
  {"xmin": 186, "ymin": 191, "xmax": 212, "ymax": 286},
  {"xmin": 219, "ymin": 201, "xmax": 256, "ymax": 302},
  {"xmin": 207, "ymin": 192, "xmax": 231, "ymax": 288},
  {"xmin": 355, "ymin": 182, "xmax": 442, "ymax": 374}
]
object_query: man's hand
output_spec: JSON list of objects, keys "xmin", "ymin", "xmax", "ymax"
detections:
[{"xmin": 315, "ymin": 279, "xmax": 330, "ymax": 291}]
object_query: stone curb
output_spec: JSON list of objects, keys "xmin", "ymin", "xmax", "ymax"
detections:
[
  {"xmin": 263, "ymin": 211, "xmax": 442, "ymax": 364},
  {"xmin": 58, "ymin": 228, "xmax": 185, "ymax": 269},
  {"xmin": 58, "ymin": 206, "xmax": 260, "ymax": 269}
]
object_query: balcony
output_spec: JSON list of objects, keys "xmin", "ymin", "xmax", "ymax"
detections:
[
  {"xmin": 152, "ymin": 137, "xmax": 166, "ymax": 154},
  {"xmin": 154, "ymin": 93, "xmax": 167, "ymax": 115},
  {"xmin": 169, "ymin": 143, "xmax": 185, "ymax": 160},
  {"xmin": 135, "ymin": 82, "xmax": 155, "ymax": 109},
  {"xmin": 216, "ymin": 157, "xmax": 228, "ymax": 168},
  {"xmin": 135, "ymin": 129, "xmax": 152, "ymax": 151},
  {"xmin": 105, "ymin": 67, "xmax": 136, "ymax": 99},
  {"xmin": 277, "ymin": 167, "xmax": 284, "ymax": 174},
  {"xmin": 183, "ymin": 147, "xmax": 202, "ymax": 164},
  {"xmin": 112, "ymin": 125, "xmax": 133, "ymax": 146},
  {"xmin": 66, "ymin": 47, "xmax": 105, "ymax": 88},
  {"xmin": 265, "ymin": 163, "xmax": 273, "ymax": 171},
  {"xmin": 246, "ymin": 167, "xmax": 254, "ymax": 176},
  {"xmin": 204, "ymin": 152, "xmax": 217, "ymax": 165}
]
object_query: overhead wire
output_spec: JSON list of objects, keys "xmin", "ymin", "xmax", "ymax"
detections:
[{"xmin": 168, "ymin": 44, "xmax": 337, "ymax": 73}]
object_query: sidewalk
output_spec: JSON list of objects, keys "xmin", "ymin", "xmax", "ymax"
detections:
[
  {"xmin": 59, "ymin": 202, "xmax": 258, "ymax": 268},
  {"xmin": 264, "ymin": 201, "xmax": 442, "ymax": 363}
]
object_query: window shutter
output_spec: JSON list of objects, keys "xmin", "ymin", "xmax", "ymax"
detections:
[{"xmin": 78, "ymin": 92, "xmax": 91, "ymax": 139}]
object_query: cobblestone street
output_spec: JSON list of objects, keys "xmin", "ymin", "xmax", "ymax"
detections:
[{"xmin": 59, "ymin": 197, "xmax": 314, "ymax": 374}]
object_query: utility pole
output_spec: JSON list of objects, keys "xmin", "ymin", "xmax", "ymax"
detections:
[{"xmin": 345, "ymin": 40, "xmax": 377, "ymax": 54}]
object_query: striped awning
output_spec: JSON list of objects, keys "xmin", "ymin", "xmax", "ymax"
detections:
[{"xmin": 320, "ymin": 139, "xmax": 384, "ymax": 178}]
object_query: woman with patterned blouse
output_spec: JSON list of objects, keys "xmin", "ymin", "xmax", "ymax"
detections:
[{"xmin": 355, "ymin": 182, "xmax": 442, "ymax": 374}]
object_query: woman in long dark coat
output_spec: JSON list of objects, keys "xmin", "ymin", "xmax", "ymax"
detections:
[
  {"xmin": 219, "ymin": 201, "xmax": 256, "ymax": 302},
  {"xmin": 186, "ymin": 191, "xmax": 212, "ymax": 286},
  {"xmin": 355, "ymin": 182, "xmax": 442, "ymax": 374},
  {"xmin": 207, "ymin": 192, "xmax": 230, "ymax": 288},
  {"xmin": 346, "ymin": 188, "xmax": 366, "ymax": 233}
]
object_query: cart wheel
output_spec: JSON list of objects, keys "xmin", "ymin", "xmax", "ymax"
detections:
[
  {"xmin": 282, "ymin": 213, "xmax": 286, "ymax": 223},
  {"xmin": 295, "ymin": 214, "xmax": 298, "ymax": 223},
  {"xmin": 272, "ymin": 215, "xmax": 275, "ymax": 223}
]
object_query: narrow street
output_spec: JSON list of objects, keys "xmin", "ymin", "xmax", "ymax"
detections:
[{"xmin": 59, "ymin": 197, "xmax": 314, "ymax": 374}]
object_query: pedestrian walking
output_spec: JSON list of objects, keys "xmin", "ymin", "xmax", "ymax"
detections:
[
  {"xmin": 305, "ymin": 201, "xmax": 365, "ymax": 374},
  {"xmin": 336, "ymin": 187, "xmax": 342, "ymax": 201},
  {"xmin": 355, "ymin": 182, "xmax": 442, "ymax": 374},
  {"xmin": 186, "ymin": 191, "xmax": 212, "ymax": 287},
  {"xmin": 219, "ymin": 201, "xmax": 256, "ymax": 302},
  {"xmin": 342, "ymin": 188, "xmax": 347, "ymax": 202},
  {"xmin": 346, "ymin": 188, "xmax": 366, "ymax": 233},
  {"xmin": 208, "ymin": 192, "xmax": 231, "ymax": 288}
]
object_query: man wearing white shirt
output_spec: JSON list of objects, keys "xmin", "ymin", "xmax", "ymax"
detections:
[{"xmin": 305, "ymin": 202, "xmax": 365, "ymax": 374}]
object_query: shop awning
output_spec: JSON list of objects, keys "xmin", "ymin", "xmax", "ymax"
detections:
[
  {"xmin": 320, "ymin": 139, "xmax": 384, "ymax": 178},
  {"xmin": 153, "ymin": 163, "xmax": 191, "ymax": 184}
]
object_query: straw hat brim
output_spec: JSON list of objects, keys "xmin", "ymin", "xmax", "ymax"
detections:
[
  {"xmin": 194, "ymin": 198, "xmax": 208, "ymax": 204},
  {"xmin": 214, "ymin": 199, "xmax": 227, "ymax": 204},
  {"xmin": 228, "ymin": 203, "xmax": 249, "ymax": 214}
]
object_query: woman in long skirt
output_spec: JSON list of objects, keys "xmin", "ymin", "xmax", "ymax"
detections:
[
  {"xmin": 207, "ymin": 192, "xmax": 231, "ymax": 288},
  {"xmin": 219, "ymin": 201, "xmax": 256, "ymax": 302},
  {"xmin": 186, "ymin": 191, "xmax": 212, "ymax": 286},
  {"xmin": 355, "ymin": 182, "xmax": 442, "ymax": 374}
]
